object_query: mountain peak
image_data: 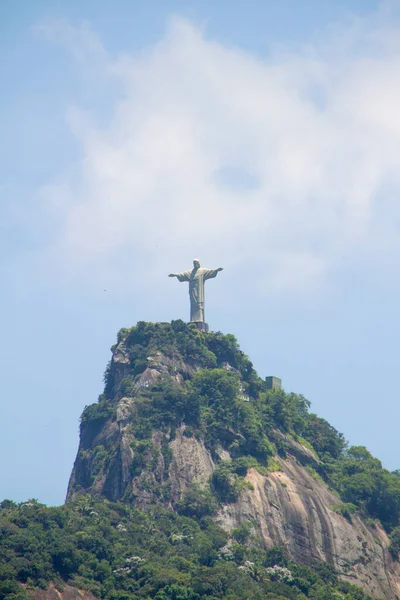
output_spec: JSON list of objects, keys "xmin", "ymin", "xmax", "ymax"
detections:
[{"xmin": 65, "ymin": 320, "xmax": 400, "ymax": 599}]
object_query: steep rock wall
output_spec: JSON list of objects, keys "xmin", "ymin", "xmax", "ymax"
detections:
[{"xmin": 220, "ymin": 463, "xmax": 400, "ymax": 600}]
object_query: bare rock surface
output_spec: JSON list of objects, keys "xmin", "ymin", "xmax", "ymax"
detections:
[
  {"xmin": 169, "ymin": 427, "xmax": 215, "ymax": 493},
  {"xmin": 28, "ymin": 583, "xmax": 96, "ymax": 600},
  {"xmin": 218, "ymin": 461, "xmax": 400, "ymax": 600}
]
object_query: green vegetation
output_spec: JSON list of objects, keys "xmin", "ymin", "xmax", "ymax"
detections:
[
  {"xmin": 330, "ymin": 502, "xmax": 358, "ymax": 519},
  {"xmin": 211, "ymin": 461, "xmax": 254, "ymax": 503},
  {"xmin": 81, "ymin": 399, "xmax": 115, "ymax": 430},
  {"xmin": 0, "ymin": 498, "xmax": 376, "ymax": 600},
  {"xmin": 323, "ymin": 446, "xmax": 400, "ymax": 531},
  {"xmin": 389, "ymin": 526, "xmax": 400, "ymax": 558}
]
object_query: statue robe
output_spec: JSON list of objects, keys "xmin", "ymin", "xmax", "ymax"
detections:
[{"xmin": 175, "ymin": 267, "xmax": 220, "ymax": 322}]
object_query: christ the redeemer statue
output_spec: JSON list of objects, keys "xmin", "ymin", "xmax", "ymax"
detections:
[{"xmin": 169, "ymin": 259, "xmax": 223, "ymax": 327}]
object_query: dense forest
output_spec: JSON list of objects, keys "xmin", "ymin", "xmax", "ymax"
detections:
[
  {"xmin": 1, "ymin": 321, "xmax": 399, "ymax": 600},
  {"xmin": 0, "ymin": 496, "xmax": 379, "ymax": 600}
]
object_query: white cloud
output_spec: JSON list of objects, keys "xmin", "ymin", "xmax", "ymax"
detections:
[
  {"xmin": 34, "ymin": 18, "xmax": 107, "ymax": 63},
  {"xmin": 37, "ymin": 9, "xmax": 400, "ymax": 296}
]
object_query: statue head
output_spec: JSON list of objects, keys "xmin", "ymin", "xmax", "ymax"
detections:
[{"xmin": 193, "ymin": 259, "xmax": 200, "ymax": 269}]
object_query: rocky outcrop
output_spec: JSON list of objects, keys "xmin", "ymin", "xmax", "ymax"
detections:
[
  {"xmin": 220, "ymin": 462, "xmax": 400, "ymax": 600},
  {"xmin": 169, "ymin": 427, "xmax": 215, "ymax": 491},
  {"xmin": 27, "ymin": 583, "xmax": 96, "ymax": 600},
  {"xmin": 67, "ymin": 333, "xmax": 400, "ymax": 600}
]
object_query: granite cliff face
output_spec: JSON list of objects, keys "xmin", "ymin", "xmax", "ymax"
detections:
[{"xmin": 67, "ymin": 324, "xmax": 400, "ymax": 600}]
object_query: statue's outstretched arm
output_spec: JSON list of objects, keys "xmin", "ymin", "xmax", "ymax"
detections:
[
  {"xmin": 168, "ymin": 271, "xmax": 190, "ymax": 281},
  {"xmin": 204, "ymin": 267, "xmax": 223, "ymax": 280}
]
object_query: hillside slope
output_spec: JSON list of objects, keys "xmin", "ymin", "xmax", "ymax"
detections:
[{"xmin": 65, "ymin": 321, "xmax": 400, "ymax": 599}]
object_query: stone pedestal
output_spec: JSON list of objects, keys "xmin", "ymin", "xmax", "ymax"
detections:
[{"xmin": 193, "ymin": 321, "xmax": 209, "ymax": 333}]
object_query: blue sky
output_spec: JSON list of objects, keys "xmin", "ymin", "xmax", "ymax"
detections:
[{"xmin": 2, "ymin": 0, "xmax": 400, "ymax": 506}]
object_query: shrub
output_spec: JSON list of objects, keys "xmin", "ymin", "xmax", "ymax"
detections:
[
  {"xmin": 231, "ymin": 456, "xmax": 259, "ymax": 476},
  {"xmin": 80, "ymin": 401, "xmax": 114, "ymax": 430},
  {"xmin": 176, "ymin": 485, "xmax": 217, "ymax": 518},
  {"xmin": 389, "ymin": 527, "xmax": 400, "ymax": 557},
  {"xmin": 330, "ymin": 503, "xmax": 358, "ymax": 519},
  {"xmin": 231, "ymin": 522, "xmax": 252, "ymax": 544},
  {"xmin": 211, "ymin": 462, "xmax": 240, "ymax": 503}
]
